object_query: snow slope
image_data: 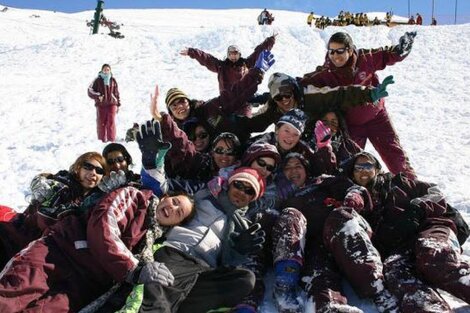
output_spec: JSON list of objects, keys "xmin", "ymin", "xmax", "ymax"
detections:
[{"xmin": 0, "ymin": 6, "xmax": 469, "ymax": 312}]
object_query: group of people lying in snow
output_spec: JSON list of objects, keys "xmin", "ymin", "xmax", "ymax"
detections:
[{"xmin": 1, "ymin": 30, "xmax": 469, "ymax": 313}]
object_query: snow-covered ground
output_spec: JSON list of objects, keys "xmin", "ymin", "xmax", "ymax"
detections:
[{"xmin": 0, "ymin": 5, "xmax": 469, "ymax": 312}]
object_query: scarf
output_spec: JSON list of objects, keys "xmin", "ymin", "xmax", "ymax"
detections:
[{"xmin": 99, "ymin": 71, "xmax": 111, "ymax": 86}]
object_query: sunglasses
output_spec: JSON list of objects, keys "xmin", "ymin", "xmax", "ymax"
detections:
[
  {"xmin": 232, "ymin": 180, "xmax": 256, "ymax": 196},
  {"xmin": 82, "ymin": 162, "xmax": 105, "ymax": 175},
  {"xmin": 273, "ymin": 93, "xmax": 293, "ymax": 102},
  {"xmin": 107, "ymin": 156, "xmax": 126, "ymax": 165},
  {"xmin": 354, "ymin": 162, "xmax": 375, "ymax": 172},
  {"xmin": 256, "ymin": 158, "xmax": 276, "ymax": 172},
  {"xmin": 189, "ymin": 132, "xmax": 209, "ymax": 141},
  {"xmin": 328, "ymin": 47, "xmax": 349, "ymax": 55},
  {"xmin": 213, "ymin": 147, "xmax": 236, "ymax": 156}
]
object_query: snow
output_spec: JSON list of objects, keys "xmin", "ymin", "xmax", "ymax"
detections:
[{"xmin": 1, "ymin": 5, "xmax": 470, "ymax": 312}]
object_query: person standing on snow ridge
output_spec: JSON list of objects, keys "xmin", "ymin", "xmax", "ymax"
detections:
[
  {"xmin": 88, "ymin": 63, "xmax": 121, "ymax": 142},
  {"xmin": 300, "ymin": 31, "xmax": 418, "ymax": 179},
  {"xmin": 179, "ymin": 35, "xmax": 276, "ymax": 117},
  {"xmin": 416, "ymin": 13, "xmax": 423, "ymax": 25},
  {"xmin": 307, "ymin": 12, "xmax": 314, "ymax": 26}
]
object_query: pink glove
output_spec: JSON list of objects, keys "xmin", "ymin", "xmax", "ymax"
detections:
[
  {"xmin": 208, "ymin": 176, "xmax": 226, "ymax": 197},
  {"xmin": 314, "ymin": 120, "xmax": 332, "ymax": 149}
]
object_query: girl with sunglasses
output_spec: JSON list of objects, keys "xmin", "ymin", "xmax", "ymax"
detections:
[
  {"xmin": 316, "ymin": 151, "xmax": 470, "ymax": 312},
  {"xmin": 301, "ymin": 31, "xmax": 418, "ymax": 180},
  {"xmin": 102, "ymin": 142, "xmax": 141, "ymax": 185},
  {"xmin": 0, "ymin": 152, "xmax": 107, "ymax": 268}
]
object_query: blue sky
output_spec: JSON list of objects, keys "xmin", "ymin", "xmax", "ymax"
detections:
[{"xmin": 2, "ymin": 0, "xmax": 469, "ymax": 24}]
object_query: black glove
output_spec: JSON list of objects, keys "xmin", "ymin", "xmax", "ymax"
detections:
[
  {"xmin": 125, "ymin": 261, "xmax": 174, "ymax": 286},
  {"xmin": 136, "ymin": 120, "xmax": 172, "ymax": 170},
  {"xmin": 230, "ymin": 211, "xmax": 265, "ymax": 255},
  {"xmin": 396, "ymin": 31, "xmax": 417, "ymax": 57}
]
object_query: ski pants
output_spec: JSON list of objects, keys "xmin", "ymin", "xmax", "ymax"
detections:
[
  {"xmin": 348, "ymin": 107, "xmax": 416, "ymax": 179},
  {"xmin": 96, "ymin": 105, "xmax": 117, "ymax": 142},
  {"xmin": 238, "ymin": 207, "xmax": 307, "ymax": 308}
]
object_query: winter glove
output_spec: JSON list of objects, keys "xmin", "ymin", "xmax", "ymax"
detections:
[
  {"xmin": 30, "ymin": 175, "xmax": 57, "ymax": 203},
  {"xmin": 314, "ymin": 120, "xmax": 332, "ymax": 149},
  {"xmin": 98, "ymin": 170, "xmax": 127, "ymax": 193},
  {"xmin": 396, "ymin": 31, "xmax": 417, "ymax": 57},
  {"xmin": 370, "ymin": 75, "xmax": 395, "ymax": 104},
  {"xmin": 207, "ymin": 176, "xmax": 226, "ymax": 198},
  {"xmin": 343, "ymin": 185, "xmax": 372, "ymax": 213},
  {"xmin": 230, "ymin": 211, "xmax": 265, "ymax": 255},
  {"xmin": 125, "ymin": 261, "xmax": 174, "ymax": 286},
  {"xmin": 410, "ymin": 186, "xmax": 447, "ymax": 218},
  {"xmin": 136, "ymin": 120, "xmax": 172, "ymax": 170},
  {"xmin": 254, "ymin": 50, "xmax": 275, "ymax": 73},
  {"xmin": 275, "ymin": 172, "xmax": 297, "ymax": 201}
]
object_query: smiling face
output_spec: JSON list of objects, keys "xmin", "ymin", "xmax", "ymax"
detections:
[
  {"xmin": 78, "ymin": 158, "xmax": 104, "ymax": 191},
  {"xmin": 156, "ymin": 195, "xmax": 193, "ymax": 226},
  {"xmin": 228, "ymin": 180, "xmax": 255, "ymax": 208},
  {"xmin": 321, "ymin": 112, "xmax": 339, "ymax": 135},
  {"xmin": 276, "ymin": 123, "xmax": 301, "ymax": 152},
  {"xmin": 191, "ymin": 125, "xmax": 210, "ymax": 152},
  {"xmin": 169, "ymin": 98, "xmax": 190, "ymax": 121},
  {"xmin": 352, "ymin": 155, "xmax": 377, "ymax": 187},
  {"xmin": 328, "ymin": 41, "xmax": 353, "ymax": 68},
  {"xmin": 228, "ymin": 51, "xmax": 241, "ymax": 62},
  {"xmin": 283, "ymin": 157, "xmax": 307, "ymax": 188},
  {"xmin": 274, "ymin": 92, "xmax": 296, "ymax": 113},
  {"xmin": 106, "ymin": 150, "xmax": 128, "ymax": 173},
  {"xmin": 211, "ymin": 139, "xmax": 237, "ymax": 170}
]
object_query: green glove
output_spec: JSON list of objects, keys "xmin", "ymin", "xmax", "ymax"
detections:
[
  {"xmin": 370, "ymin": 75, "xmax": 395, "ymax": 104},
  {"xmin": 155, "ymin": 143, "xmax": 172, "ymax": 170}
]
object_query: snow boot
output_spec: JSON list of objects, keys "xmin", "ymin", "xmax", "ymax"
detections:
[
  {"xmin": 273, "ymin": 260, "xmax": 304, "ymax": 313},
  {"xmin": 373, "ymin": 288, "xmax": 399, "ymax": 313}
]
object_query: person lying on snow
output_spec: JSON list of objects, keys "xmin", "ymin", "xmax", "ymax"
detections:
[{"xmin": 0, "ymin": 121, "xmax": 198, "ymax": 313}]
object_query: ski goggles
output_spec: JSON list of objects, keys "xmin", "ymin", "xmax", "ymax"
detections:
[
  {"xmin": 189, "ymin": 132, "xmax": 209, "ymax": 141},
  {"xmin": 213, "ymin": 147, "xmax": 236, "ymax": 156},
  {"xmin": 273, "ymin": 93, "xmax": 293, "ymax": 102}
]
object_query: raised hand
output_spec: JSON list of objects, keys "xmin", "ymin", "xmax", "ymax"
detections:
[
  {"xmin": 98, "ymin": 170, "xmax": 127, "ymax": 193},
  {"xmin": 136, "ymin": 120, "xmax": 172, "ymax": 169},
  {"xmin": 370, "ymin": 75, "xmax": 395, "ymax": 104},
  {"xmin": 150, "ymin": 84, "xmax": 162, "ymax": 121},
  {"xmin": 396, "ymin": 31, "xmax": 417, "ymax": 57},
  {"xmin": 254, "ymin": 50, "xmax": 275, "ymax": 73},
  {"xmin": 314, "ymin": 120, "xmax": 332, "ymax": 149}
]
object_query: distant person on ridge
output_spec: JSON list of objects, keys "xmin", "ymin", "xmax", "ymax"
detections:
[
  {"xmin": 301, "ymin": 31, "xmax": 418, "ymax": 180},
  {"xmin": 307, "ymin": 11, "xmax": 314, "ymax": 26},
  {"xmin": 258, "ymin": 8, "xmax": 269, "ymax": 25},
  {"xmin": 416, "ymin": 13, "xmax": 423, "ymax": 25},
  {"xmin": 87, "ymin": 64, "xmax": 121, "ymax": 142},
  {"xmin": 180, "ymin": 35, "xmax": 276, "ymax": 117},
  {"xmin": 431, "ymin": 17, "xmax": 437, "ymax": 25}
]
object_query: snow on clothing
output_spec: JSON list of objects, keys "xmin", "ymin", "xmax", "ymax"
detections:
[
  {"xmin": 300, "ymin": 46, "xmax": 416, "ymax": 179},
  {"xmin": 140, "ymin": 188, "xmax": 257, "ymax": 312},
  {"xmin": 88, "ymin": 73, "xmax": 120, "ymax": 142},
  {"xmin": 0, "ymin": 187, "xmax": 159, "ymax": 312},
  {"xmin": 0, "ymin": 170, "xmax": 92, "ymax": 269},
  {"xmin": 186, "ymin": 35, "xmax": 275, "ymax": 117},
  {"xmin": 280, "ymin": 175, "xmax": 381, "ymax": 311}
]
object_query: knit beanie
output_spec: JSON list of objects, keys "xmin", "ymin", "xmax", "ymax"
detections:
[
  {"xmin": 228, "ymin": 167, "xmax": 266, "ymax": 200},
  {"xmin": 276, "ymin": 109, "xmax": 307, "ymax": 135},
  {"xmin": 241, "ymin": 142, "xmax": 281, "ymax": 167},
  {"xmin": 165, "ymin": 88, "xmax": 188, "ymax": 108},
  {"xmin": 268, "ymin": 72, "xmax": 295, "ymax": 98}
]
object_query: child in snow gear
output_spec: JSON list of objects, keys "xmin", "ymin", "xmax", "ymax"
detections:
[{"xmin": 88, "ymin": 63, "xmax": 121, "ymax": 142}]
